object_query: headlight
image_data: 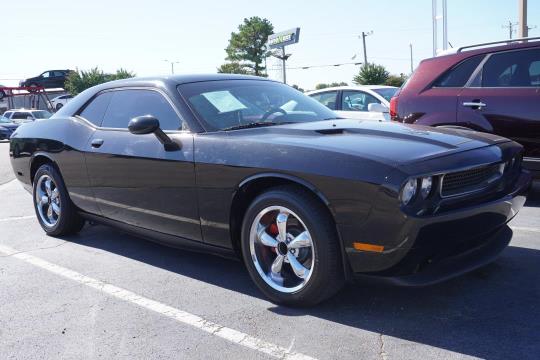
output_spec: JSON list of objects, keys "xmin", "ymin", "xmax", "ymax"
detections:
[
  {"xmin": 400, "ymin": 178, "xmax": 418, "ymax": 205},
  {"xmin": 420, "ymin": 176, "xmax": 433, "ymax": 199}
]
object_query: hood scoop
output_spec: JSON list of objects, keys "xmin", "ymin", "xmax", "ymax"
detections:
[{"xmin": 316, "ymin": 128, "xmax": 346, "ymax": 135}]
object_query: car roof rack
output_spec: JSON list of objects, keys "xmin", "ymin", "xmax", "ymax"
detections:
[{"xmin": 457, "ymin": 36, "xmax": 540, "ymax": 53}]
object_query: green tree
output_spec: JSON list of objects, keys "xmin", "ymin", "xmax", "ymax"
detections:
[
  {"xmin": 225, "ymin": 16, "xmax": 274, "ymax": 76},
  {"xmin": 291, "ymin": 84, "xmax": 304, "ymax": 92},
  {"xmin": 217, "ymin": 62, "xmax": 253, "ymax": 75},
  {"xmin": 65, "ymin": 67, "xmax": 135, "ymax": 95},
  {"xmin": 353, "ymin": 64, "xmax": 389, "ymax": 85},
  {"xmin": 385, "ymin": 73, "xmax": 407, "ymax": 87}
]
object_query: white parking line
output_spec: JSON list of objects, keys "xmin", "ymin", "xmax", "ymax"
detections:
[
  {"xmin": 0, "ymin": 244, "xmax": 315, "ymax": 360},
  {"xmin": 0, "ymin": 215, "xmax": 35, "ymax": 222},
  {"xmin": 510, "ymin": 226, "xmax": 540, "ymax": 234}
]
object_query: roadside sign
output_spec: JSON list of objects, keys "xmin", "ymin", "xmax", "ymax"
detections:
[{"xmin": 268, "ymin": 28, "xmax": 300, "ymax": 49}]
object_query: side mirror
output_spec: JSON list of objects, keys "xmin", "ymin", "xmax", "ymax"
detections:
[
  {"xmin": 368, "ymin": 103, "xmax": 388, "ymax": 113},
  {"xmin": 128, "ymin": 115, "xmax": 180, "ymax": 151},
  {"xmin": 128, "ymin": 115, "xmax": 159, "ymax": 134}
]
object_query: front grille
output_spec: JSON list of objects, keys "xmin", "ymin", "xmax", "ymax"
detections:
[{"xmin": 441, "ymin": 164, "xmax": 502, "ymax": 197}]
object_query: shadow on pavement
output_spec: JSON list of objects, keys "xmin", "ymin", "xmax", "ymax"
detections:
[
  {"xmin": 525, "ymin": 181, "xmax": 540, "ymax": 207},
  {"xmin": 65, "ymin": 224, "xmax": 540, "ymax": 360}
]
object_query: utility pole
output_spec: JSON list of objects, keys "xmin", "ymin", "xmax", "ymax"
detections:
[
  {"xmin": 360, "ymin": 31, "xmax": 373, "ymax": 66},
  {"xmin": 409, "ymin": 43, "xmax": 414, "ymax": 74},
  {"xmin": 519, "ymin": 0, "xmax": 528, "ymax": 38},
  {"xmin": 163, "ymin": 60, "xmax": 180, "ymax": 75},
  {"xmin": 502, "ymin": 21, "xmax": 518, "ymax": 39}
]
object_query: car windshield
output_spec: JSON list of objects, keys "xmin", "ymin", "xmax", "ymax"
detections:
[
  {"xmin": 372, "ymin": 88, "xmax": 398, "ymax": 102},
  {"xmin": 32, "ymin": 110, "xmax": 52, "ymax": 119},
  {"xmin": 179, "ymin": 80, "xmax": 338, "ymax": 131}
]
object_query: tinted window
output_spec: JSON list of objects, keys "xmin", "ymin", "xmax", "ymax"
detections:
[
  {"xmin": 342, "ymin": 91, "xmax": 380, "ymax": 111},
  {"xmin": 12, "ymin": 112, "xmax": 32, "ymax": 119},
  {"xmin": 309, "ymin": 91, "xmax": 338, "ymax": 110},
  {"xmin": 433, "ymin": 55, "xmax": 484, "ymax": 87},
  {"xmin": 372, "ymin": 88, "xmax": 398, "ymax": 102},
  {"xmin": 4, "ymin": 112, "xmax": 13, "ymax": 119},
  {"xmin": 32, "ymin": 110, "xmax": 52, "ymax": 119},
  {"xmin": 481, "ymin": 49, "xmax": 540, "ymax": 87},
  {"xmin": 101, "ymin": 90, "xmax": 181, "ymax": 130},
  {"xmin": 79, "ymin": 92, "xmax": 113, "ymax": 126}
]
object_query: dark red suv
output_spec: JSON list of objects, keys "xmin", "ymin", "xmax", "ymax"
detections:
[{"xmin": 390, "ymin": 38, "xmax": 540, "ymax": 178}]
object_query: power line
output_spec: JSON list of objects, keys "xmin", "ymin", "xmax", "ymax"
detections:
[{"xmin": 268, "ymin": 62, "xmax": 363, "ymax": 71}]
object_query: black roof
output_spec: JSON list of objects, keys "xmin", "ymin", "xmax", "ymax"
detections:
[{"xmin": 104, "ymin": 73, "xmax": 274, "ymax": 88}]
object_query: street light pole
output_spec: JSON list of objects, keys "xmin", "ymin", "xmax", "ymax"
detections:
[
  {"xmin": 163, "ymin": 60, "xmax": 180, "ymax": 75},
  {"xmin": 519, "ymin": 0, "xmax": 528, "ymax": 38},
  {"xmin": 409, "ymin": 43, "xmax": 414, "ymax": 74}
]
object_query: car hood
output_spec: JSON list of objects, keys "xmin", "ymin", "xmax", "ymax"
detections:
[{"xmin": 231, "ymin": 119, "xmax": 510, "ymax": 166}]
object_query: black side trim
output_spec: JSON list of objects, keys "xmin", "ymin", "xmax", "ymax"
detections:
[{"xmin": 80, "ymin": 212, "xmax": 237, "ymax": 260}]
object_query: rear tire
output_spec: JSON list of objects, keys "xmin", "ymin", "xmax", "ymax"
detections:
[
  {"xmin": 33, "ymin": 164, "xmax": 85, "ymax": 236},
  {"xmin": 241, "ymin": 186, "xmax": 344, "ymax": 306}
]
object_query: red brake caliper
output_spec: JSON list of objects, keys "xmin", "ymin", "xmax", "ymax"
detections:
[{"xmin": 268, "ymin": 223, "xmax": 278, "ymax": 253}]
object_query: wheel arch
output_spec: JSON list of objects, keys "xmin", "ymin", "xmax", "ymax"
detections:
[
  {"xmin": 30, "ymin": 153, "xmax": 59, "ymax": 184},
  {"xmin": 229, "ymin": 173, "xmax": 352, "ymax": 280}
]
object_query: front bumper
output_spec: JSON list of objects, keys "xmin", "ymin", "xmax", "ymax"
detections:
[{"xmin": 346, "ymin": 170, "xmax": 531, "ymax": 285}]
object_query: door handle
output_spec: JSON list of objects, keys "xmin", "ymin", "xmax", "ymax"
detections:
[
  {"xmin": 91, "ymin": 139, "xmax": 104, "ymax": 148},
  {"xmin": 462, "ymin": 101, "xmax": 487, "ymax": 109}
]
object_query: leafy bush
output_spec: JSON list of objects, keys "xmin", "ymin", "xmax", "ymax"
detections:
[
  {"xmin": 315, "ymin": 82, "xmax": 348, "ymax": 90},
  {"xmin": 65, "ymin": 67, "xmax": 135, "ymax": 95},
  {"xmin": 353, "ymin": 64, "xmax": 389, "ymax": 85},
  {"xmin": 385, "ymin": 74, "xmax": 407, "ymax": 87}
]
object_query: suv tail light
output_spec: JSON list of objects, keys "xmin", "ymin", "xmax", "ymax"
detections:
[{"xmin": 389, "ymin": 96, "xmax": 398, "ymax": 120}]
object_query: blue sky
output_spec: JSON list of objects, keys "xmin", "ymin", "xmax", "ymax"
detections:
[{"xmin": 1, "ymin": 0, "xmax": 539, "ymax": 89}]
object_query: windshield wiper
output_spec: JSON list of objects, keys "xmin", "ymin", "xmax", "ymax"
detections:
[
  {"xmin": 323, "ymin": 117, "xmax": 345, "ymax": 120},
  {"xmin": 222, "ymin": 122, "xmax": 284, "ymax": 131}
]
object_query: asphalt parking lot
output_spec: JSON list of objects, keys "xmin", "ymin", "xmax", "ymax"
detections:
[{"xmin": 1, "ymin": 139, "xmax": 539, "ymax": 360}]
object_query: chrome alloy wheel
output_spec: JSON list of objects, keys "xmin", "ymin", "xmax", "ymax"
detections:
[
  {"xmin": 249, "ymin": 206, "xmax": 315, "ymax": 293},
  {"xmin": 35, "ymin": 174, "xmax": 61, "ymax": 227}
]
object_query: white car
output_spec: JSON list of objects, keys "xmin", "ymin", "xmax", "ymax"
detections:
[
  {"xmin": 49, "ymin": 94, "xmax": 73, "ymax": 111},
  {"xmin": 307, "ymin": 85, "xmax": 398, "ymax": 121},
  {"xmin": 2, "ymin": 109, "xmax": 52, "ymax": 123}
]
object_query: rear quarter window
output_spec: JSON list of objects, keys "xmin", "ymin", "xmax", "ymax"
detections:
[{"xmin": 432, "ymin": 55, "xmax": 484, "ymax": 87}]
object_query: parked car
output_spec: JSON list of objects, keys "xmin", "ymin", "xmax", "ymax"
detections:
[
  {"xmin": 19, "ymin": 70, "xmax": 74, "ymax": 89},
  {"xmin": 3, "ymin": 109, "xmax": 52, "ymax": 123},
  {"xmin": 390, "ymin": 37, "xmax": 540, "ymax": 178},
  {"xmin": 49, "ymin": 94, "xmax": 73, "ymax": 111},
  {"xmin": 307, "ymin": 86, "xmax": 397, "ymax": 121},
  {"xmin": 0, "ymin": 114, "xmax": 18, "ymax": 140},
  {"xmin": 10, "ymin": 75, "xmax": 531, "ymax": 306}
]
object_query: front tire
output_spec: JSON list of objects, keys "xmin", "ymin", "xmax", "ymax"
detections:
[
  {"xmin": 33, "ymin": 164, "xmax": 85, "ymax": 236},
  {"xmin": 241, "ymin": 186, "xmax": 344, "ymax": 306}
]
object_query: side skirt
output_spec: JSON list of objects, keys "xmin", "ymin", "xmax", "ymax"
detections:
[{"xmin": 79, "ymin": 212, "xmax": 238, "ymax": 261}]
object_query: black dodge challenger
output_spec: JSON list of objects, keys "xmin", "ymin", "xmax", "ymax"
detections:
[{"xmin": 9, "ymin": 74, "xmax": 531, "ymax": 306}]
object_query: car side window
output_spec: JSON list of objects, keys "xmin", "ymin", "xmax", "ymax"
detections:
[
  {"xmin": 309, "ymin": 91, "xmax": 338, "ymax": 110},
  {"xmin": 101, "ymin": 89, "xmax": 183, "ymax": 131},
  {"xmin": 341, "ymin": 91, "xmax": 380, "ymax": 112},
  {"xmin": 432, "ymin": 55, "xmax": 484, "ymax": 87},
  {"xmin": 12, "ymin": 112, "xmax": 31, "ymax": 120},
  {"xmin": 480, "ymin": 49, "xmax": 540, "ymax": 87},
  {"xmin": 79, "ymin": 92, "xmax": 114, "ymax": 126},
  {"xmin": 42, "ymin": 72, "xmax": 50, "ymax": 78}
]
